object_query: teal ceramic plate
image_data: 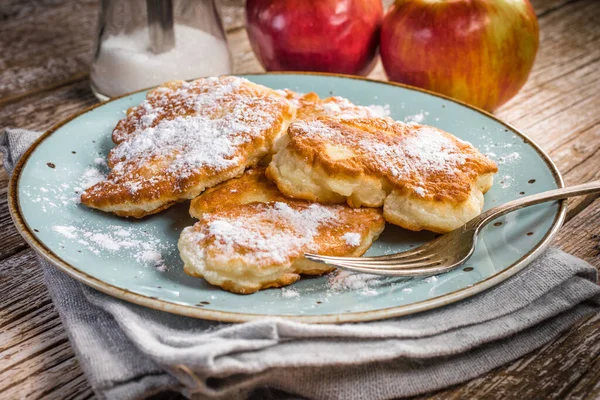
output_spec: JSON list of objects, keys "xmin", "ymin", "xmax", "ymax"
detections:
[{"xmin": 9, "ymin": 73, "xmax": 565, "ymax": 323}]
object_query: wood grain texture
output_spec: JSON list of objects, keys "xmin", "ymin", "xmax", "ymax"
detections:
[
  {"xmin": 0, "ymin": 0, "xmax": 98, "ymax": 105},
  {"xmin": 0, "ymin": 0, "xmax": 599, "ymax": 399},
  {"xmin": 0, "ymin": 249, "xmax": 91, "ymax": 400},
  {"xmin": 0, "ymin": 169, "xmax": 28, "ymax": 259}
]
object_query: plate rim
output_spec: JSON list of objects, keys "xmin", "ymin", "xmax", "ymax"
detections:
[{"xmin": 8, "ymin": 71, "xmax": 567, "ymax": 324}]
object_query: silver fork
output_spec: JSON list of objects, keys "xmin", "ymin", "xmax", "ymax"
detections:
[{"xmin": 305, "ymin": 181, "xmax": 600, "ymax": 277}]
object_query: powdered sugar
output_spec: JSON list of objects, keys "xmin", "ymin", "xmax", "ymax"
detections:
[
  {"xmin": 199, "ymin": 202, "xmax": 338, "ymax": 266},
  {"xmin": 320, "ymin": 98, "xmax": 390, "ymax": 119},
  {"xmin": 342, "ymin": 232, "xmax": 361, "ymax": 247},
  {"xmin": 357, "ymin": 125, "xmax": 466, "ymax": 190},
  {"xmin": 498, "ymin": 152, "xmax": 521, "ymax": 165},
  {"xmin": 79, "ymin": 167, "xmax": 106, "ymax": 189},
  {"xmin": 51, "ymin": 224, "xmax": 169, "ymax": 271},
  {"xmin": 322, "ymin": 102, "xmax": 343, "ymax": 114},
  {"xmin": 52, "ymin": 225, "xmax": 77, "ymax": 239},
  {"xmin": 111, "ymin": 115, "xmax": 247, "ymax": 177},
  {"xmin": 402, "ymin": 127, "xmax": 466, "ymax": 172},
  {"xmin": 479, "ymin": 134, "xmax": 521, "ymax": 166},
  {"xmin": 365, "ymin": 104, "xmax": 391, "ymax": 118},
  {"xmin": 22, "ymin": 163, "xmax": 109, "ymax": 212},
  {"xmin": 327, "ymin": 269, "xmax": 381, "ymax": 296},
  {"xmin": 101, "ymin": 77, "xmax": 288, "ymax": 191},
  {"xmin": 281, "ymin": 287, "xmax": 300, "ymax": 298},
  {"xmin": 499, "ymin": 175, "xmax": 514, "ymax": 189},
  {"xmin": 94, "ymin": 157, "xmax": 107, "ymax": 166},
  {"xmin": 404, "ymin": 111, "xmax": 429, "ymax": 124}
]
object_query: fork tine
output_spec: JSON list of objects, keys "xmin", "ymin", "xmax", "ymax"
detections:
[
  {"xmin": 331, "ymin": 258, "xmax": 445, "ymax": 270},
  {"xmin": 305, "ymin": 246, "xmax": 428, "ymax": 263},
  {"xmin": 315, "ymin": 262, "xmax": 448, "ymax": 277},
  {"xmin": 333, "ymin": 253, "xmax": 436, "ymax": 265},
  {"xmin": 304, "ymin": 253, "xmax": 445, "ymax": 270}
]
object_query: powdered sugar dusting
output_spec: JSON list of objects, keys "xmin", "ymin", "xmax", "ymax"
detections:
[
  {"xmin": 92, "ymin": 76, "xmax": 289, "ymax": 194},
  {"xmin": 328, "ymin": 270, "xmax": 381, "ymax": 296},
  {"xmin": 51, "ymin": 224, "xmax": 170, "ymax": 271},
  {"xmin": 22, "ymin": 162, "xmax": 109, "ymax": 212},
  {"xmin": 319, "ymin": 98, "xmax": 390, "ymax": 119},
  {"xmin": 281, "ymin": 287, "xmax": 300, "ymax": 298},
  {"xmin": 498, "ymin": 152, "xmax": 521, "ymax": 165},
  {"xmin": 294, "ymin": 120, "xmax": 475, "ymax": 197},
  {"xmin": 52, "ymin": 225, "xmax": 77, "ymax": 239},
  {"xmin": 358, "ymin": 126, "xmax": 466, "ymax": 189},
  {"xmin": 365, "ymin": 104, "xmax": 391, "ymax": 118},
  {"xmin": 285, "ymin": 89, "xmax": 391, "ymax": 120},
  {"xmin": 194, "ymin": 202, "xmax": 339, "ymax": 266},
  {"xmin": 402, "ymin": 126, "xmax": 466, "ymax": 172},
  {"xmin": 342, "ymin": 232, "xmax": 361, "ymax": 247},
  {"xmin": 499, "ymin": 175, "xmax": 514, "ymax": 189},
  {"xmin": 404, "ymin": 111, "xmax": 429, "ymax": 124},
  {"xmin": 80, "ymin": 167, "xmax": 106, "ymax": 189}
]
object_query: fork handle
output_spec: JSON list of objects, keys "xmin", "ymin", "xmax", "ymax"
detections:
[{"xmin": 468, "ymin": 180, "xmax": 600, "ymax": 231}]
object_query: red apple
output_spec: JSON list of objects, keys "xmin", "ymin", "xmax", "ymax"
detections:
[
  {"xmin": 380, "ymin": 0, "xmax": 539, "ymax": 111},
  {"xmin": 246, "ymin": 0, "xmax": 383, "ymax": 76}
]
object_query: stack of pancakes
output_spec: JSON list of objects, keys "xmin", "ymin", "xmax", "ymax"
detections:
[{"xmin": 81, "ymin": 76, "xmax": 497, "ymax": 294}]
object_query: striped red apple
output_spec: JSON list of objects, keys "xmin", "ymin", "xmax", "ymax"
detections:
[
  {"xmin": 246, "ymin": 0, "xmax": 384, "ymax": 76},
  {"xmin": 380, "ymin": 0, "xmax": 539, "ymax": 111}
]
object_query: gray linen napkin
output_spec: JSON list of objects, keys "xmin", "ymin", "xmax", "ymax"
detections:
[{"xmin": 2, "ymin": 128, "xmax": 600, "ymax": 400}]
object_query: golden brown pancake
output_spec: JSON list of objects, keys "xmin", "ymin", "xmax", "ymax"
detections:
[
  {"xmin": 81, "ymin": 76, "xmax": 295, "ymax": 218},
  {"xmin": 256, "ymin": 90, "xmax": 389, "ymax": 164},
  {"xmin": 180, "ymin": 167, "xmax": 385, "ymax": 294},
  {"xmin": 267, "ymin": 117, "xmax": 497, "ymax": 233},
  {"xmin": 189, "ymin": 167, "xmax": 289, "ymax": 218},
  {"xmin": 279, "ymin": 89, "xmax": 390, "ymax": 121}
]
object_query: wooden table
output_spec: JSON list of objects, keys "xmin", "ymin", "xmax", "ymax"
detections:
[{"xmin": 1, "ymin": 0, "xmax": 599, "ymax": 398}]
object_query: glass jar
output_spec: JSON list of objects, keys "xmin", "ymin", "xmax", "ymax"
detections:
[{"xmin": 90, "ymin": 0, "xmax": 233, "ymax": 100}]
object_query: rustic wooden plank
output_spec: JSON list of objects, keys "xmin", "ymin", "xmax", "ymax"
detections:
[
  {"xmin": 531, "ymin": 0, "xmax": 580, "ymax": 16},
  {"xmin": 219, "ymin": 0, "xmax": 246, "ymax": 32},
  {"xmin": 0, "ymin": 80, "xmax": 98, "ymax": 132},
  {"xmin": 566, "ymin": 355, "xmax": 600, "ymax": 399},
  {"xmin": 0, "ymin": 248, "xmax": 90, "ymax": 400},
  {"xmin": 0, "ymin": 160, "xmax": 27, "ymax": 260},
  {"xmin": 0, "ymin": 191, "xmax": 29, "ymax": 260},
  {"xmin": 0, "ymin": 250, "xmax": 48, "ymax": 315},
  {"xmin": 38, "ymin": 373, "xmax": 95, "ymax": 400},
  {"xmin": 0, "ymin": 299, "xmax": 61, "ymax": 352},
  {"xmin": 0, "ymin": 341, "xmax": 88, "ymax": 400},
  {"xmin": 0, "ymin": 0, "xmax": 98, "ymax": 105}
]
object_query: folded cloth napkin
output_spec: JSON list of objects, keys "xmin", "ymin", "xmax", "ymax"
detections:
[{"xmin": 2, "ymin": 128, "xmax": 600, "ymax": 400}]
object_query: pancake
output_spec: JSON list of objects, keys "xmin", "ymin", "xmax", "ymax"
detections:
[
  {"xmin": 256, "ymin": 90, "xmax": 389, "ymax": 165},
  {"xmin": 266, "ymin": 117, "xmax": 498, "ymax": 233},
  {"xmin": 278, "ymin": 89, "xmax": 390, "ymax": 121},
  {"xmin": 81, "ymin": 76, "xmax": 295, "ymax": 218},
  {"xmin": 180, "ymin": 167, "xmax": 385, "ymax": 294},
  {"xmin": 189, "ymin": 166, "xmax": 289, "ymax": 218}
]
